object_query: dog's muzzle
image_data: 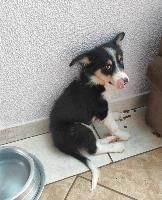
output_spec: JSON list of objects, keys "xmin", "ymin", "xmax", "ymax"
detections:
[
  {"xmin": 122, "ymin": 77, "xmax": 129, "ymax": 85},
  {"xmin": 109, "ymin": 72, "xmax": 129, "ymax": 89}
]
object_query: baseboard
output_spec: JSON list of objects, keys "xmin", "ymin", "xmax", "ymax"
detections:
[
  {"xmin": 0, "ymin": 118, "xmax": 49, "ymax": 145},
  {"xmin": 0, "ymin": 92, "xmax": 149, "ymax": 145},
  {"xmin": 110, "ymin": 92, "xmax": 149, "ymax": 112}
]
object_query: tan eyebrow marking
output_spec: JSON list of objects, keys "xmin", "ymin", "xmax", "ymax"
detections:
[
  {"xmin": 118, "ymin": 55, "xmax": 123, "ymax": 60},
  {"xmin": 107, "ymin": 59, "xmax": 112, "ymax": 65}
]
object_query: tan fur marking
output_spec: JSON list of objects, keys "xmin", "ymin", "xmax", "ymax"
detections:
[
  {"xmin": 91, "ymin": 69, "xmax": 112, "ymax": 86},
  {"xmin": 80, "ymin": 57, "xmax": 91, "ymax": 65},
  {"xmin": 118, "ymin": 55, "xmax": 121, "ymax": 60},
  {"xmin": 107, "ymin": 59, "xmax": 112, "ymax": 65}
]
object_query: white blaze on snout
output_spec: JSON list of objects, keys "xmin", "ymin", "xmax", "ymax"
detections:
[
  {"xmin": 104, "ymin": 47, "xmax": 129, "ymax": 83},
  {"xmin": 105, "ymin": 47, "xmax": 120, "ymax": 71},
  {"xmin": 112, "ymin": 71, "xmax": 129, "ymax": 82}
]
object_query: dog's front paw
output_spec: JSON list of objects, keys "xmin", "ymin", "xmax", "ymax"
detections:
[
  {"xmin": 108, "ymin": 135, "xmax": 119, "ymax": 143},
  {"xmin": 114, "ymin": 130, "xmax": 130, "ymax": 141}
]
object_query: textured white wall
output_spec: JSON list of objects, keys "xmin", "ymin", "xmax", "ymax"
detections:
[{"xmin": 1, "ymin": 0, "xmax": 162, "ymax": 127}]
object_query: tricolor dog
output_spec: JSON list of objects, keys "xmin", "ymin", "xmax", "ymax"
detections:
[{"xmin": 50, "ymin": 32, "xmax": 130, "ymax": 190}]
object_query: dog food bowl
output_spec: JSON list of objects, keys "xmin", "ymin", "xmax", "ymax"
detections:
[{"xmin": 0, "ymin": 146, "xmax": 45, "ymax": 200}]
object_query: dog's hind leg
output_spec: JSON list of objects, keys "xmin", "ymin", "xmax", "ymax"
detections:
[
  {"xmin": 80, "ymin": 123, "xmax": 125, "ymax": 154},
  {"xmin": 61, "ymin": 123, "xmax": 100, "ymax": 188},
  {"xmin": 95, "ymin": 139, "xmax": 125, "ymax": 154}
]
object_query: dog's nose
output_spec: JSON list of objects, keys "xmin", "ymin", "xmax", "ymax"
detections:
[{"xmin": 123, "ymin": 77, "xmax": 129, "ymax": 85}]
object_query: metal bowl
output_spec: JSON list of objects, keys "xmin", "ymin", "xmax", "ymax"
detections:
[{"xmin": 0, "ymin": 146, "xmax": 45, "ymax": 200}]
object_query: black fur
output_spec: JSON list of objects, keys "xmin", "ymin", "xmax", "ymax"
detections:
[
  {"xmin": 50, "ymin": 73, "xmax": 108, "ymax": 166},
  {"xmin": 50, "ymin": 32, "xmax": 126, "ymax": 168}
]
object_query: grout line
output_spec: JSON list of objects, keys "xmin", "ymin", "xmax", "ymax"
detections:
[
  {"xmin": 92, "ymin": 123, "xmax": 114, "ymax": 163},
  {"xmin": 80, "ymin": 176, "xmax": 138, "ymax": 200},
  {"xmin": 92, "ymin": 123, "xmax": 162, "ymax": 164},
  {"xmin": 64, "ymin": 176, "xmax": 78, "ymax": 200},
  {"xmin": 1, "ymin": 132, "xmax": 49, "ymax": 146},
  {"xmin": 92, "ymin": 111, "xmax": 161, "ymax": 165},
  {"xmin": 46, "ymin": 161, "xmax": 112, "ymax": 187},
  {"xmin": 79, "ymin": 147, "xmax": 162, "ymax": 181},
  {"xmin": 101, "ymin": 147, "xmax": 162, "ymax": 168},
  {"xmin": 110, "ymin": 146, "xmax": 162, "ymax": 164},
  {"xmin": 107, "ymin": 153, "xmax": 113, "ymax": 162},
  {"xmin": 44, "ymin": 174, "xmax": 77, "ymax": 187}
]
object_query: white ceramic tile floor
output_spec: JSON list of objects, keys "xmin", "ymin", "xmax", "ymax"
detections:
[
  {"xmin": 4, "ymin": 133, "xmax": 111, "ymax": 185},
  {"xmin": 3, "ymin": 107, "xmax": 162, "ymax": 185},
  {"xmin": 93, "ymin": 107, "xmax": 162, "ymax": 162}
]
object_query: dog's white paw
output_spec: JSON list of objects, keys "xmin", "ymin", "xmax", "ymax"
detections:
[
  {"xmin": 110, "ymin": 142, "xmax": 125, "ymax": 153},
  {"xmin": 114, "ymin": 130, "xmax": 130, "ymax": 141},
  {"xmin": 108, "ymin": 135, "xmax": 118, "ymax": 143}
]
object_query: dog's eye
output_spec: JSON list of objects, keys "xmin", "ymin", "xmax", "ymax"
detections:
[
  {"xmin": 118, "ymin": 56, "xmax": 123, "ymax": 64},
  {"xmin": 120, "ymin": 59, "xmax": 123, "ymax": 64},
  {"xmin": 105, "ymin": 65, "xmax": 112, "ymax": 70}
]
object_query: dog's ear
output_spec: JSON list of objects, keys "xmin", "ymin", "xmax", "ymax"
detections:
[
  {"xmin": 113, "ymin": 32, "xmax": 125, "ymax": 47},
  {"xmin": 69, "ymin": 52, "xmax": 92, "ymax": 67}
]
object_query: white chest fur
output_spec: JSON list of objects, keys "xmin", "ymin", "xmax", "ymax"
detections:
[{"xmin": 101, "ymin": 83, "xmax": 113, "ymax": 109}]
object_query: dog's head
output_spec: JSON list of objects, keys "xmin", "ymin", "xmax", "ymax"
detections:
[{"xmin": 70, "ymin": 32, "xmax": 129, "ymax": 89}]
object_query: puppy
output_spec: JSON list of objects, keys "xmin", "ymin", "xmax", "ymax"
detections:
[{"xmin": 50, "ymin": 32, "xmax": 130, "ymax": 190}]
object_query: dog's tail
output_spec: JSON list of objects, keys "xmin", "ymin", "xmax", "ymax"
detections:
[{"xmin": 69, "ymin": 151, "xmax": 99, "ymax": 190}]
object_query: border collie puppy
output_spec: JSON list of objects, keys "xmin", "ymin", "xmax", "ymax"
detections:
[{"xmin": 50, "ymin": 32, "xmax": 130, "ymax": 190}]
